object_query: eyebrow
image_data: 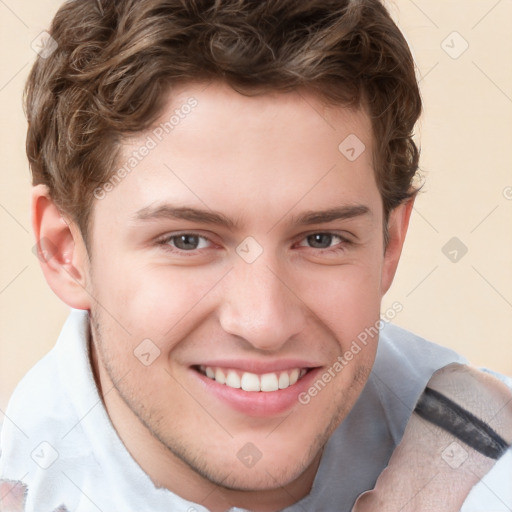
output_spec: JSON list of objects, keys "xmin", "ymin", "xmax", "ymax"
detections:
[
  {"xmin": 131, "ymin": 204, "xmax": 371, "ymax": 229},
  {"xmin": 290, "ymin": 204, "xmax": 370, "ymax": 225},
  {"xmin": 132, "ymin": 205, "xmax": 238, "ymax": 229}
]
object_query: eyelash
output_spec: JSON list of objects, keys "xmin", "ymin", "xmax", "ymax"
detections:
[
  {"xmin": 296, "ymin": 232, "xmax": 351, "ymax": 253},
  {"xmin": 156, "ymin": 232, "xmax": 214, "ymax": 256},
  {"xmin": 156, "ymin": 231, "xmax": 352, "ymax": 255}
]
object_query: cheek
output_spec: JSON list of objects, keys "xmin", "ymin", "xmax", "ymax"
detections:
[
  {"xmin": 295, "ymin": 259, "xmax": 383, "ymax": 343},
  {"xmin": 90, "ymin": 256, "xmax": 225, "ymax": 346}
]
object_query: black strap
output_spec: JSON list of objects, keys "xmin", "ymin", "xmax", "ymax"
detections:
[{"xmin": 414, "ymin": 387, "xmax": 510, "ymax": 460}]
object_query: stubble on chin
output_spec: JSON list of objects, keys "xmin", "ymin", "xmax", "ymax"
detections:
[{"xmin": 88, "ymin": 307, "xmax": 374, "ymax": 494}]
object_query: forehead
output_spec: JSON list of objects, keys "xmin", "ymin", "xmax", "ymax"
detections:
[{"xmin": 92, "ymin": 81, "xmax": 380, "ymax": 231}]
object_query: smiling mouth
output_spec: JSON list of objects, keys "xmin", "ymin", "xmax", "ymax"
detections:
[{"xmin": 195, "ymin": 365, "xmax": 311, "ymax": 392}]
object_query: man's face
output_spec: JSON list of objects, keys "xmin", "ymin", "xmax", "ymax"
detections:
[{"xmin": 86, "ymin": 82, "xmax": 398, "ymax": 494}]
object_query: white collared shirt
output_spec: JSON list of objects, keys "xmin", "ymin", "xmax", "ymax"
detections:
[{"xmin": 1, "ymin": 309, "xmax": 510, "ymax": 511}]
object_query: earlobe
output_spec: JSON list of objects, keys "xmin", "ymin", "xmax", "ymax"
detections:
[
  {"xmin": 380, "ymin": 196, "xmax": 415, "ymax": 295},
  {"xmin": 31, "ymin": 184, "xmax": 91, "ymax": 310}
]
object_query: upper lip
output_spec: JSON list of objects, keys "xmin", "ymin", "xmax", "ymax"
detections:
[{"xmin": 192, "ymin": 359, "xmax": 322, "ymax": 374}]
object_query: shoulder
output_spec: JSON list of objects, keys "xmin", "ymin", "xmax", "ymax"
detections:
[
  {"xmin": 377, "ymin": 321, "xmax": 468, "ymax": 371},
  {"xmin": 0, "ymin": 309, "xmax": 104, "ymax": 510},
  {"xmin": 1, "ymin": 345, "xmax": 63, "ymax": 440},
  {"xmin": 369, "ymin": 322, "xmax": 467, "ymax": 428},
  {"xmin": 1, "ymin": 309, "xmax": 90, "ymax": 445},
  {"xmin": 0, "ymin": 342, "xmax": 67, "ymax": 493}
]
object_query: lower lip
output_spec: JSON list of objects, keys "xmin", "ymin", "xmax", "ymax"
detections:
[{"xmin": 191, "ymin": 367, "xmax": 322, "ymax": 417}]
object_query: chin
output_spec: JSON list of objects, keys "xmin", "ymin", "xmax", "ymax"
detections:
[
  {"xmin": 189, "ymin": 431, "xmax": 323, "ymax": 494},
  {"xmin": 209, "ymin": 456, "xmax": 311, "ymax": 492}
]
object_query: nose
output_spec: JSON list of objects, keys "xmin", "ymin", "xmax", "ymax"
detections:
[{"xmin": 218, "ymin": 257, "xmax": 307, "ymax": 352}]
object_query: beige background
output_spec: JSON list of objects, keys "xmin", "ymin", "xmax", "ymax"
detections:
[{"xmin": 1, "ymin": 0, "xmax": 511, "ymax": 412}]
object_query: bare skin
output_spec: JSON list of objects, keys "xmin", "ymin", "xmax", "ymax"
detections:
[{"xmin": 353, "ymin": 364, "xmax": 512, "ymax": 512}]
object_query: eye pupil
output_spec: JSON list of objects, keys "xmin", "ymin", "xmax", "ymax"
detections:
[
  {"xmin": 174, "ymin": 234, "xmax": 199, "ymax": 250},
  {"xmin": 307, "ymin": 233, "xmax": 332, "ymax": 249}
]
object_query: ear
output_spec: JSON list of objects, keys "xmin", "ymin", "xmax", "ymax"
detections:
[
  {"xmin": 380, "ymin": 195, "xmax": 415, "ymax": 295},
  {"xmin": 31, "ymin": 184, "xmax": 91, "ymax": 310}
]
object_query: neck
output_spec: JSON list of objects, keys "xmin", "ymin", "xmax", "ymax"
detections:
[{"xmin": 89, "ymin": 338, "xmax": 321, "ymax": 511}]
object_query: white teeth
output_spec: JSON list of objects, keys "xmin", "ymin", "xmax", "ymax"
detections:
[
  {"xmin": 261, "ymin": 373, "xmax": 279, "ymax": 392},
  {"xmin": 289, "ymin": 368, "xmax": 299, "ymax": 386},
  {"xmin": 225, "ymin": 370, "xmax": 241, "ymax": 389},
  {"xmin": 241, "ymin": 372, "xmax": 260, "ymax": 392},
  {"xmin": 201, "ymin": 366, "xmax": 308, "ymax": 392},
  {"xmin": 215, "ymin": 368, "xmax": 226, "ymax": 384},
  {"xmin": 278, "ymin": 372, "xmax": 290, "ymax": 389}
]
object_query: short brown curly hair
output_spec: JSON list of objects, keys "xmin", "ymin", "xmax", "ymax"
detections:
[{"xmin": 25, "ymin": 0, "xmax": 422, "ymax": 250}]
